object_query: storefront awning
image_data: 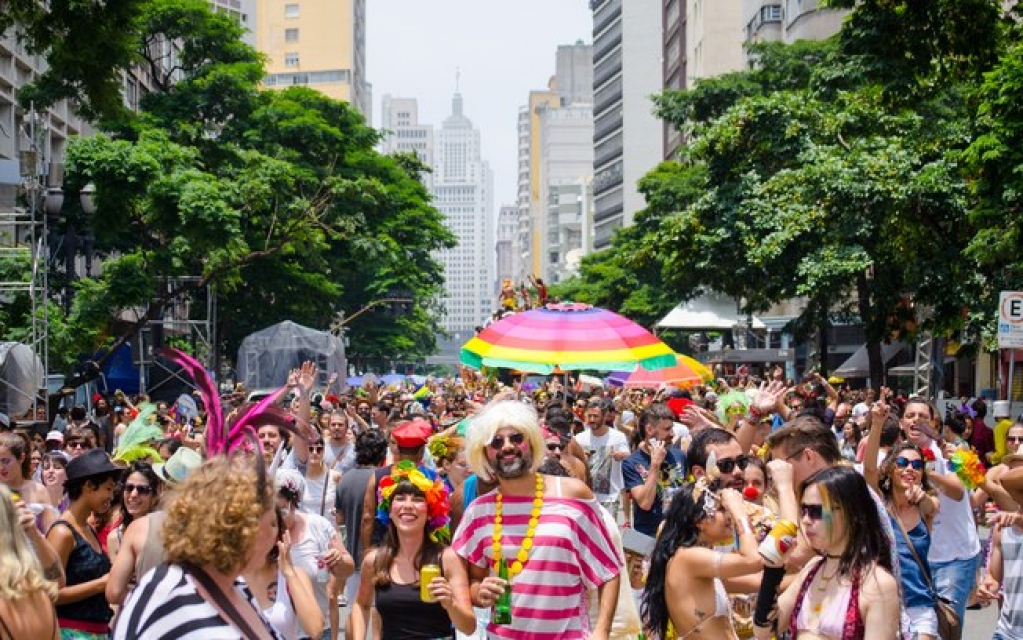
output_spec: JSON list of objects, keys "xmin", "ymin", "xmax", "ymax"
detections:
[{"xmin": 833, "ymin": 342, "xmax": 908, "ymax": 378}]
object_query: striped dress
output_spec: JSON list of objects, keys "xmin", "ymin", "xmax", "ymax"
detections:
[
  {"xmin": 452, "ymin": 488, "xmax": 623, "ymax": 640},
  {"xmin": 113, "ymin": 563, "xmax": 284, "ymax": 639}
]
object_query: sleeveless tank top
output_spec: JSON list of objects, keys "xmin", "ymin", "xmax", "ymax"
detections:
[
  {"xmin": 997, "ymin": 526, "xmax": 1023, "ymax": 635},
  {"xmin": 891, "ymin": 515, "xmax": 934, "ymax": 608},
  {"xmin": 462, "ymin": 475, "xmax": 479, "ymax": 507},
  {"xmin": 374, "ymin": 581, "xmax": 453, "ymax": 639},
  {"xmin": 51, "ymin": 520, "xmax": 113, "ymax": 624}
]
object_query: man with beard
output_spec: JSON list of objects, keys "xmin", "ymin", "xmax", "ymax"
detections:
[
  {"xmin": 452, "ymin": 400, "xmax": 622, "ymax": 639},
  {"xmin": 687, "ymin": 427, "xmax": 748, "ymax": 491},
  {"xmin": 575, "ymin": 400, "xmax": 630, "ymax": 519}
]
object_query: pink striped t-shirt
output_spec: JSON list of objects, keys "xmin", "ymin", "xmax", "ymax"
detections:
[{"xmin": 452, "ymin": 491, "xmax": 623, "ymax": 640}]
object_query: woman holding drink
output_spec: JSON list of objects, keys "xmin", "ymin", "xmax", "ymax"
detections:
[{"xmin": 351, "ymin": 461, "xmax": 475, "ymax": 640}]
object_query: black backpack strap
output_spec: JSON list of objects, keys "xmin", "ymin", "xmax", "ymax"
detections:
[{"xmin": 183, "ymin": 563, "xmax": 264, "ymax": 638}]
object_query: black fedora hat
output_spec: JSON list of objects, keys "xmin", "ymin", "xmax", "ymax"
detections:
[{"xmin": 65, "ymin": 449, "xmax": 120, "ymax": 482}]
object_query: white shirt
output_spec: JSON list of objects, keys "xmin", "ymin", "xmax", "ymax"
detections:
[
  {"xmin": 926, "ymin": 441, "xmax": 981, "ymax": 562},
  {"xmin": 575, "ymin": 427, "xmax": 629, "ymax": 503}
]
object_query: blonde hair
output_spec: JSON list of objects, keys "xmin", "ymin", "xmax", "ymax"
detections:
[
  {"xmin": 465, "ymin": 400, "xmax": 545, "ymax": 482},
  {"xmin": 0, "ymin": 485, "xmax": 57, "ymax": 600},
  {"xmin": 162, "ymin": 456, "xmax": 273, "ymax": 574}
]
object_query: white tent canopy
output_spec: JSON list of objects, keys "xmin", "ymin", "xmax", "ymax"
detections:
[
  {"xmin": 833, "ymin": 342, "xmax": 909, "ymax": 379},
  {"xmin": 656, "ymin": 293, "xmax": 766, "ymax": 331},
  {"xmin": 0, "ymin": 342, "xmax": 44, "ymax": 417}
]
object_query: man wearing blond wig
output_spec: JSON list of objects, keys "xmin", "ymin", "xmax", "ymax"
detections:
[{"xmin": 451, "ymin": 399, "xmax": 622, "ymax": 639}]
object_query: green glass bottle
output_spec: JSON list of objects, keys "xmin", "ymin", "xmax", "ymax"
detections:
[{"xmin": 492, "ymin": 558, "xmax": 512, "ymax": 625}]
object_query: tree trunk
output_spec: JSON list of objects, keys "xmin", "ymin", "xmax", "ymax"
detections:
[{"xmin": 856, "ymin": 271, "xmax": 884, "ymax": 391}]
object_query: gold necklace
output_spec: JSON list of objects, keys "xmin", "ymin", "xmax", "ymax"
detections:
[
  {"xmin": 492, "ymin": 473, "xmax": 544, "ymax": 578},
  {"xmin": 815, "ymin": 560, "xmax": 841, "ymax": 592}
]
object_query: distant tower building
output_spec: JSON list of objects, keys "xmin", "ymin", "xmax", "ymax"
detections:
[
  {"xmin": 663, "ymin": 0, "xmax": 685, "ymax": 159},
  {"xmin": 495, "ymin": 205, "xmax": 518, "ymax": 294},
  {"xmin": 256, "ymin": 0, "xmax": 369, "ymax": 114},
  {"xmin": 378, "ymin": 95, "xmax": 434, "ymax": 188},
  {"xmin": 432, "ymin": 92, "xmax": 494, "ymax": 340},
  {"xmin": 591, "ymin": 0, "xmax": 662, "ymax": 249},
  {"xmin": 518, "ymin": 42, "xmax": 594, "ymax": 281}
]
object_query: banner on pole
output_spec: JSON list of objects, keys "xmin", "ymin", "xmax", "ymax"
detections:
[{"xmin": 999, "ymin": 291, "xmax": 1023, "ymax": 349}]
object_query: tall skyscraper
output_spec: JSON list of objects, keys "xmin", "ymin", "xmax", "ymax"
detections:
[
  {"xmin": 432, "ymin": 92, "xmax": 494, "ymax": 340},
  {"xmin": 591, "ymin": 0, "xmax": 662, "ymax": 249},
  {"xmin": 517, "ymin": 42, "xmax": 594, "ymax": 283},
  {"xmin": 378, "ymin": 95, "xmax": 434, "ymax": 188},
  {"xmin": 256, "ymin": 0, "xmax": 369, "ymax": 114}
]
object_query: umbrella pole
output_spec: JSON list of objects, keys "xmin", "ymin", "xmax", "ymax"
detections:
[
  {"xmin": 564, "ymin": 371, "xmax": 569, "ymax": 410},
  {"xmin": 515, "ymin": 372, "xmax": 524, "ymax": 400}
]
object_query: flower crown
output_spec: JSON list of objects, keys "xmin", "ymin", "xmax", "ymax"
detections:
[{"xmin": 376, "ymin": 460, "xmax": 451, "ymax": 543}]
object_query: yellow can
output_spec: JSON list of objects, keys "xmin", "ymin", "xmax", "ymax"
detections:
[{"xmin": 420, "ymin": 564, "xmax": 441, "ymax": 602}]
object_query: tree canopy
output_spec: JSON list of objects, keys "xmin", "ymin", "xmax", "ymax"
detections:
[
  {"xmin": 2, "ymin": 0, "xmax": 454, "ymax": 373},
  {"xmin": 556, "ymin": 1, "xmax": 1021, "ymax": 384}
]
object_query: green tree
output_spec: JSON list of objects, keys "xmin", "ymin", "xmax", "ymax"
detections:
[{"xmin": 42, "ymin": 0, "xmax": 454, "ymax": 372}]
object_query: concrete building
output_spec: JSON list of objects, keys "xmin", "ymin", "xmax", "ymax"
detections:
[
  {"xmin": 744, "ymin": 0, "xmax": 846, "ymax": 50},
  {"xmin": 663, "ymin": 0, "xmax": 686, "ymax": 159},
  {"xmin": 378, "ymin": 95, "xmax": 434, "ymax": 188},
  {"xmin": 686, "ymin": 0, "xmax": 746, "ymax": 80},
  {"xmin": 591, "ymin": 0, "xmax": 663, "ymax": 249},
  {"xmin": 256, "ymin": 0, "xmax": 369, "ymax": 114},
  {"xmin": 432, "ymin": 92, "xmax": 494, "ymax": 340},
  {"xmin": 495, "ymin": 204, "xmax": 517, "ymax": 294},
  {"xmin": 517, "ymin": 42, "xmax": 594, "ymax": 282},
  {"xmin": 536, "ymin": 102, "xmax": 593, "ymax": 284}
]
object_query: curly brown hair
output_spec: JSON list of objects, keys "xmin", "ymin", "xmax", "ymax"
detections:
[{"xmin": 161, "ymin": 456, "xmax": 273, "ymax": 574}]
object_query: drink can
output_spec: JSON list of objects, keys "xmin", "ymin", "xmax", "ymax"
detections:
[
  {"xmin": 420, "ymin": 564, "xmax": 441, "ymax": 602},
  {"xmin": 758, "ymin": 519, "xmax": 798, "ymax": 567}
]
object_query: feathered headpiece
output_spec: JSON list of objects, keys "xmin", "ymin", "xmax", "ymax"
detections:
[
  {"xmin": 376, "ymin": 460, "xmax": 451, "ymax": 543},
  {"xmin": 158, "ymin": 348, "xmax": 303, "ymax": 496},
  {"xmin": 112, "ymin": 403, "xmax": 164, "ymax": 464}
]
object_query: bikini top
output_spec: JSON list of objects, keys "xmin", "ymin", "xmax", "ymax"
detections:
[{"xmin": 789, "ymin": 558, "xmax": 864, "ymax": 640}]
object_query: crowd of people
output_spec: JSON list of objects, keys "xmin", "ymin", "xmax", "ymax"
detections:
[{"xmin": 1, "ymin": 358, "xmax": 1022, "ymax": 640}]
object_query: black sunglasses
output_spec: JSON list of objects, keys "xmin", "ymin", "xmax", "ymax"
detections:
[
  {"xmin": 894, "ymin": 456, "xmax": 925, "ymax": 471},
  {"xmin": 546, "ymin": 442, "xmax": 562, "ymax": 451},
  {"xmin": 309, "ymin": 444, "xmax": 325, "ymax": 453},
  {"xmin": 1007, "ymin": 435, "xmax": 1023, "ymax": 444},
  {"xmin": 716, "ymin": 455, "xmax": 751, "ymax": 474},
  {"xmin": 124, "ymin": 483, "xmax": 154, "ymax": 496},
  {"xmin": 489, "ymin": 433, "xmax": 526, "ymax": 449},
  {"xmin": 800, "ymin": 503, "xmax": 825, "ymax": 521}
]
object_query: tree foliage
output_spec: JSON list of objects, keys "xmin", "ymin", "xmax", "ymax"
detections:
[
  {"xmin": 564, "ymin": 0, "xmax": 1018, "ymax": 385},
  {"xmin": 2, "ymin": 0, "xmax": 454, "ymax": 372}
]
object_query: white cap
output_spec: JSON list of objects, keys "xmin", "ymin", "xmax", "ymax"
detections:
[
  {"xmin": 994, "ymin": 400, "xmax": 1011, "ymax": 418},
  {"xmin": 851, "ymin": 402, "xmax": 870, "ymax": 418}
]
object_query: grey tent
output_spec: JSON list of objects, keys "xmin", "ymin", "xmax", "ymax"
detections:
[
  {"xmin": 0, "ymin": 342, "xmax": 44, "ymax": 418},
  {"xmin": 236, "ymin": 321, "xmax": 346, "ymax": 391}
]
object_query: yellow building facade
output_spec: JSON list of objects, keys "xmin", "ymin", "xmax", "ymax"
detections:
[{"xmin": 256, "ymin": 0, "xmax": 369, "ymax": 114}]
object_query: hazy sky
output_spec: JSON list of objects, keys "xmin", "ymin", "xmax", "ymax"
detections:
[{"xmin": 366, "ymin": 1, "xmax": 592, "ymax": 209}]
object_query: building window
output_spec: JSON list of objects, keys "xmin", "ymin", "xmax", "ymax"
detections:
[
  {"xmin": 285, "ymin": 28, "xmax": 299, "ymax": 42},
  {"xmin": 284, "ymin": 52, "xmax": 299, "ymax": 67},
  {"xmin": 284, "ymin": 3, "xmax": 299, "ymax": 17}
]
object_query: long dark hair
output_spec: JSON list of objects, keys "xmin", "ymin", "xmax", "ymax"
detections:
[
  {"xmin": 640, "ymin": 481, "xmax": 718, "ymax": 640},
  {"xmin": 120, "ymin": 461, "xmax": 161, "ymax": 530},
  {"xmin": 799, "ymin": 466, "xmax": 893, "ymax": 577},
  {"xmin": 878, "ymin": 442, "xmax": 933, "ymax": 499},
  {"xmin": 371, "ymin": 480, "xmax": 445, "ymax": 588}
]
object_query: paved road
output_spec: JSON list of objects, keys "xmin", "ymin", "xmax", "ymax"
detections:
[{"xmin": 966, "ymin": 599, "xmax": 999, "ymax": 638}]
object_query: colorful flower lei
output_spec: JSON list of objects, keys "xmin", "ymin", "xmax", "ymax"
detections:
[
  {"xmin": 948, "ymin": 448, "xmax": 986, "ymax": 490},
  {"xmin": 376, "ymin": 460, "xmax": 451, "ymax": 543}
]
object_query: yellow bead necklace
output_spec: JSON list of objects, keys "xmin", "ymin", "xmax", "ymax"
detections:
[{"xmin": 492, "ymin": 473, "xmax": 544, "ymax": 577}]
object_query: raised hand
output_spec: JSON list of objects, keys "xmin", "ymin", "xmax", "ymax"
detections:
[{"xmin": 753, "ymin": 380, "xmax": 787, "ymax": 415}]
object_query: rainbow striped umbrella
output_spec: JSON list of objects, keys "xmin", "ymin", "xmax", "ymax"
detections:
[{"xmin": 460, "ymin": 303, "xmax": 676, "ymax": 374}]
